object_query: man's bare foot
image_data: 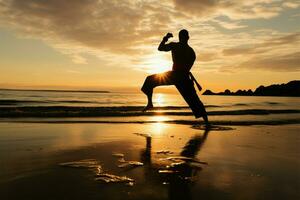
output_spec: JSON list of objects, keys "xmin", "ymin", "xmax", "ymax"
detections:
[{"xmin": 142, "ymin": 104, "xmax": 154, "ymax": 112}]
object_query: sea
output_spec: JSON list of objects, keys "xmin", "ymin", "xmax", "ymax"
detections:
[{"xmin": 0, "ymin": 89, "xmax": 300, "ymax": 125}]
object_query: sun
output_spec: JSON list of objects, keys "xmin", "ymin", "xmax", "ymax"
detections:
[{"xmin": 144, "ymin": 53, "xmax": 172, "ymax": 74}]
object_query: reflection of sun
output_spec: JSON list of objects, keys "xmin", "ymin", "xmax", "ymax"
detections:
[
  {"xmin": 150, "ymin": 117, "xmax": 169, "ymax": 135},
  {"xmin": 145, "ymin": 54, "xmax": 172, "ymax": 74},
  {"xmin": 154, "ymin": 93, "xmax": 165, "ymax": 107},
  {"xmin": 152, "ymin": 123, "xmax": 165, "ymax": 135},
  {"xmin": 152, "ymin": 116, "xmax": 169, "ymax": 122}
]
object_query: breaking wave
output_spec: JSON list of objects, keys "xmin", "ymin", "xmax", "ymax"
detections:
[{"xmin": 0, "ymin": 106, "xmax": 299, "ymax": 118}]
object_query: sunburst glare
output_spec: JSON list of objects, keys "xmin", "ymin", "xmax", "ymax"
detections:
[{"xmin": 143, "ymin": 53, "xmax": 172, "ymax": 74}]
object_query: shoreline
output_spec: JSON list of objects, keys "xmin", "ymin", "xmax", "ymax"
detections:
[
  {"xmin": 1, "ymin": 106, "xmax": 299, "ymax": 117},
  {"xmin": 1, "ymin": 118, "xmax": 300, "ymax": 126}
]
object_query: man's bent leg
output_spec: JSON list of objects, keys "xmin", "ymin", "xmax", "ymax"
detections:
[
  {"xmin": 141, "ymin": 71, "xmax": 174, "ymax": 111},
  {"xmin": 141, "ymin": 75, "xmax": 155, "ymax": 110}
]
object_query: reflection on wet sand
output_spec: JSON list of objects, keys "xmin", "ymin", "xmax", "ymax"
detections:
[
  {"xmin": 140, "ymin": 127, "xmax": 210, "ymax": 200},
  {"xmin": 1, "ymin": 123, "xmax": 299, "ymax": 200}
]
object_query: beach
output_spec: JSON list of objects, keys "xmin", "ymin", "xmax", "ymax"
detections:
[
  {"xmin": 0, "ymin": 122, "xmax": 299, "ymax": 200},
  {"xmin": 0, "ymin": 90, "xmax": 299, "ymax": 199}
]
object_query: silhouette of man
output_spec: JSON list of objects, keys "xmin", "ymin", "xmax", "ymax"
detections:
[{"xmin": 141, "ymin": 29, "xmax": 209, "ymax": 125}]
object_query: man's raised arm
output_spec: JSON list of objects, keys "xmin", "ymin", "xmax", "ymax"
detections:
[{"xmin": 158, "ymin": 33, "xmax": 173, "ymax": 51}]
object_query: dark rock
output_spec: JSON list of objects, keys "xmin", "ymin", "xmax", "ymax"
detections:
[
  {"xmin": 202, "ymin": 90, "xmax": 215, "ymax": 95},
  {"xmin": 224, "ymin": 89, "xmax": 231, "ymax": 95},
  {"xmin": 203, "ymin": 80, "xmax": 300, "ymax": 97}
]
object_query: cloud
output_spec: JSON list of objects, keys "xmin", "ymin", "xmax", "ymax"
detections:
[
  {"xmin": 71, "ymin": 54, "xmax": 88, "ymax": 65},
  {"xmin": 0, "ymin": 0, "xmax": 174, "ymax": 64},
  {"xmin": 172, "ymin": 0, "xmax": 219, "ymax": 17},
  {"xmin": 0, "ymin": 0, "xmax": 293, "ymax": 58},
  {"xmin": 238, "ymin": 52, "xmax": 300, "ymax": 71},
  {"xmin": 197, "ymin": 51, "xmax": 219, "ymax": 62},
  {"xmin": 0, "ymin": 0, "xmax": 139, "ymax": 51},
  {"xmin": 282, "ymin": 1, "xmax": 300, "ymax": 9},
  {"xmin": 219, "ymin": 32, "xmax": 300, "ymax": 72},
  {"xmin": 210, "ymin": 18, "xmax": 247, "ymax": 30},
  {"xmin": 0, "ymin": 0, "xmax": 298, "ymax": 74},
  {"xmin": 224, "ymin": 2, "xmax": 282, "ymax": 20},
  {"xmin": 223, "ymin": 47, "xmax": 257, "ymax": 56},
  {"xmin": 172, "ymin": 0, "xmax": 293, "ymax": 20},
  {"xmin": 222, "ymin": 33, "xmax": 300, "ymax": 56}
]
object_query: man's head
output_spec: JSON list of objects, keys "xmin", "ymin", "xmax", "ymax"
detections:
[{"xmin": 179, "ymin": 29, "xmax": 189, "ymax": 43}]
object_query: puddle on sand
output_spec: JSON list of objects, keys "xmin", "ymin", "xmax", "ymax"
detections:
[
  {"xmin": 112, "ymin": 153, "xmax": 124, "ymax": 158},
  {"xmin": 112, "ymin": 152, "xmax": 144, "ymax": 169},
  {"xmin": 118, "ymin": 161, "xmax": 143, "ymax": 168},
  {"xmin": 156, "ymin": 156, "xmax": 208, "ymax": 182},
  {"xmin": 168, "ymin": 161, "xmax": 186, "ymax": 168},
  {"xmin": 95, "ymin": 173, "xmax": 134, "ymax": 185},
  {"xmin": 162, "ymin": 156, "xmax": 208, "ymax": 165},
  {"xmin": 59, "ymin": 129, "xmax": 210, "ymax": 188},
  {"xmin": 156, "ymin": 150, "xmax": 174, "ymax": 155},
  {"xmin": 158, "ymin": 169, "xmax": 179, "ymax": 174},
  {"xmin": 191, "ymin": 125, "xmax": 234, "ymax": 131},
  {"xmin": 59, "ymin": 159, "xmax": 101, "ymax": 169},
  {"xmin": 59, "ymin": 159, "xmax": 135, "ymax": 186}
]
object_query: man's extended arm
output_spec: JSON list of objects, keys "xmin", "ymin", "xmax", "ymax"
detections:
[{"xmin": 158, "ymin": 33, "xmax": 173, "ymax": 51}]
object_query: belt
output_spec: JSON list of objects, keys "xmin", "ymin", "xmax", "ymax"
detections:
[{"xmin": 189, "ymin": 72, "xmax": 202, "ymax": 92}]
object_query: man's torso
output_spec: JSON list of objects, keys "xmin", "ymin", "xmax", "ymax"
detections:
[{"xmin": 171, "ymin": 42, "xmax": 196, "ymax": 72}]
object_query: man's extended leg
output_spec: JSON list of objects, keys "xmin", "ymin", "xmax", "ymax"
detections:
[
  {"xmin": 199, "ymin": 103, "xmax": 209, "ymax": 126},
  {"xmin": 141, "ymin": 71, "xmax": 174, "ymax": 111},
  {"xmin": 175, "ymin": 77, "xmax": 209, "ymax": 126}
]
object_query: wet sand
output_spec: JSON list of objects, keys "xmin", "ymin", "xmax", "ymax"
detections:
[{"xmin": 0, "ymin": 123, "xmax": 299, "ymax": 200}]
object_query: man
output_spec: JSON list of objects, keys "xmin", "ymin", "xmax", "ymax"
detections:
[{"xmin": 141, "ymin": 29, "xmax": 209, "ymax": 126}]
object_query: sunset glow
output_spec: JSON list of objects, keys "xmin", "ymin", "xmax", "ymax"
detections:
[{"xmin": 0, "ymin": 0, "xmax": 299, "ymax": 92}]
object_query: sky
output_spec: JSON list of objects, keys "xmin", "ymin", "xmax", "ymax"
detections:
[{"xmin": 0, "ymin": 0, "xmax": 299, "ymax": 92}]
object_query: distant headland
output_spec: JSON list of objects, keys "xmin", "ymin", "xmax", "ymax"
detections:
[{"xmin": 203, "ymin": 80, "xmax": 300, "ymax": 97}]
